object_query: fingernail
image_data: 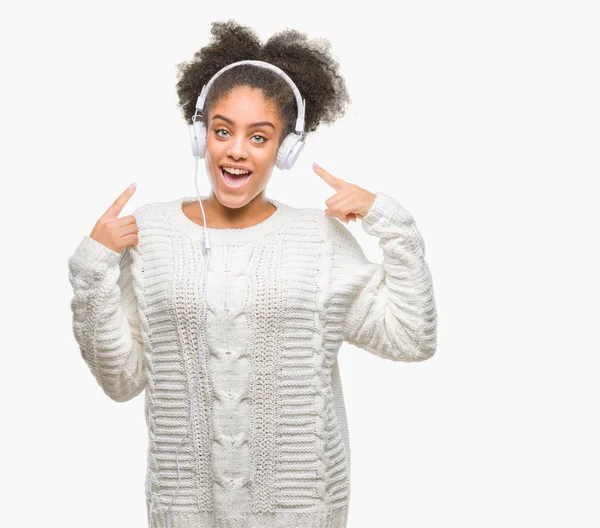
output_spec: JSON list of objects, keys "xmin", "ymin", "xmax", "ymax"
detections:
[
  {"xmin": 313, "ymin": 162, "xmax": 320, "ymax": 170},
  {"xmin": 128, "ymin": 182, "xmax": 137, "ymax": 190}
]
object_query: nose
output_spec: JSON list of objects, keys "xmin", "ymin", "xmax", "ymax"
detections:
[{"xmin": 226, "ymin": 134, "xmax": 248, "ymax": 160}]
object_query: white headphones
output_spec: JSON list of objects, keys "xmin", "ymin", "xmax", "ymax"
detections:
[{"xmin": 188, "ymin": 59, "xmax": 307, "ymax": 170}]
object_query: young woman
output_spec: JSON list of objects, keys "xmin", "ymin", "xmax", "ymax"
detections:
[{"xmin": 67, "ymin": 20, "xmax": 437, "ymax": 528}]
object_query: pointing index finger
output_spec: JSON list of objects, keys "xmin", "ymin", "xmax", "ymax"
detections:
[
  {"xmin": 104, "ymin": 183, "xmax": 136, "ymax": 218},
  {"xmin": 313, "ymin": 162, "xmax": 344, "ymax": 191}
]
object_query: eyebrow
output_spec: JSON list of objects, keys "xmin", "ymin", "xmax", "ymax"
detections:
[{"xmin": 212, "ymin": 114, "xmax": 276, "ymax": 130}]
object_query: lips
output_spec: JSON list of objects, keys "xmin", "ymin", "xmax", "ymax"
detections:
[{"xmin": 220, "ymin": 167, "xmax": 252, "ymax": 189}]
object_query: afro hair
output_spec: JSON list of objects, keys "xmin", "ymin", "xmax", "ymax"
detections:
[{"xmin": 175, "ymin": 20, "xmax": 351, "ymax": 143}]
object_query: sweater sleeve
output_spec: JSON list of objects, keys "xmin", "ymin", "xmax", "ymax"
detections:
[
  {"xmin": 327, "ymin": 191, "xmax": 437, "ymax": 362},
  {"xmin": 67, "ymin": 234, "xmax": 147, "ymax": 402}
]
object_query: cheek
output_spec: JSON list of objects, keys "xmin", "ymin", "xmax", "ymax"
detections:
[
  {"xmin": 204, "ymin": 145, "xmax": 213, "ymax": 165},
  {"xmin": 205, "ymin": 135, "xmax": 216, "ymax": 155},
  {"xmin": 204, "ymin": 150, "xmax": 217, "ymax": 178},
  {"xmin": 253, "ymin": 156, "xmax": 273, "ymax": 174},
  {"xmin": 206, "ymin": 132, "xmax": 224, "ymax": 151},
  {"xmin": 203, "ymin": 156, "xmax": 212, "ymax": 179},
  {"xmin": 258, "ymin": 142, "xmax": 279, "ymax": 165}
]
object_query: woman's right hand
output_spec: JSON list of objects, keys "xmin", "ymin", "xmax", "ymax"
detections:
[{"xmin": 90, "ymin": 184, "xmax": 139, "ymax": 254}]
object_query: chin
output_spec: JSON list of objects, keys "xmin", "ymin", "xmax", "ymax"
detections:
[
  {"xmin": 214, "ymin": 193, "xmax": 247, "ymax": 209},
  {"xmin": 213, "ymin": 185, "xmax": 256, "ymax": 209}
]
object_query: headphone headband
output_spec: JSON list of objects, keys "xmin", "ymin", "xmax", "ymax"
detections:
[{"xmin": 194, "ymin": 59, "xmax": 306, "ymax": 135}]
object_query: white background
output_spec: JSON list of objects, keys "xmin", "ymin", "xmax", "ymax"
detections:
[{"xmin": 2, "ymin": 1, "xmax": 599, "ymax": 526}]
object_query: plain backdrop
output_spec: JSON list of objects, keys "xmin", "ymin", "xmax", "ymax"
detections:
[{"xmin": 1, "ymin": 1, "xmax": 598, "ymax": 527}]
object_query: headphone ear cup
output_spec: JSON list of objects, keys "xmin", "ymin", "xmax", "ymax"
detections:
[
  {"xmin": 276, "ymin": 133, "xmax": 305, "ymax": 170},
  {"xmin": 188, "ymin": 121, "xmax": 207, "ymax": 158}
]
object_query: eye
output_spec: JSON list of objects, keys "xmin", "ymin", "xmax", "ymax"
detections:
[
  {"xmin": 215, "ymin": 128, "xmax": 230, "ymax": 138},
  {"xmin": 252, "ymin": 135, "xmax": 267, "ymax": 144}
]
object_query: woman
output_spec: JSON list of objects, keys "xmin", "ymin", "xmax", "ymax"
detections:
[{"xmin": 67, "ymin": 20, "xmax": 437, "ymax": 528}]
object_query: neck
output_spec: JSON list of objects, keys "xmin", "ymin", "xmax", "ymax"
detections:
[{"xmin": 197, "ymin": 191, "xmax": 276, "ymax": 229}]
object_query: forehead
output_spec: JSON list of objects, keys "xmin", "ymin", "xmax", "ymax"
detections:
[{"xmin": 210, "ymin": 86, "xmax": 281, "ymax": 125}]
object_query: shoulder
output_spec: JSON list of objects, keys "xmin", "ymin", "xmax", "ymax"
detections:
[
  {"xmin": 123, "ymin": 198, "xmax": 179, "ymax": 258},
  {"xmin": 128, "ymin": 197, "xmax": 185, "ymax": 231},
  {"xmin": 279, "ymin": 201, "xmax": 361, "ymax": 246},
  {"xmin": 291, "ymin": 204, "xmax": 367, "ymax": 262},
  {"xmin": 280, "ymin": 203, "xmax": 334, "ymax": 235},
  {"xmin": 130, "ymin": 199, "xmax": 170, "ymax": 220}
]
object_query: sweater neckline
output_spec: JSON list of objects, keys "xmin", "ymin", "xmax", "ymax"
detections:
[{"xmin": 168, "ymin": 195, "xmax": 291, "ymax": 244}]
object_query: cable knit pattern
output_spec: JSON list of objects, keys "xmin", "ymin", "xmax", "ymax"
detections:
[{"xmin": 67, "ymin": 191, "xmax": 437, "ymax": 528}]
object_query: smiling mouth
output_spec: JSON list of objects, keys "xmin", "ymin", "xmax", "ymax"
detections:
[{"xmin": 220, "ymin": 167, "xmax": 253, "ymax": 189}]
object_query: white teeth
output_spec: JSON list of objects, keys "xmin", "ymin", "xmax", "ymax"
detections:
[{"xmin": 222, "ymin": 167, "xmax": 251, "ymax": 175}]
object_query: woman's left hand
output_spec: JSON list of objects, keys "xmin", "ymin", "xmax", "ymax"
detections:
[{"xmin": 313, "ymin": 162, "xmax": 376, "ymax": 223}]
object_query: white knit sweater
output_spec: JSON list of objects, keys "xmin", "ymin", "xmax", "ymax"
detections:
[{"xmin": 67, "ymin": 190, "xmax": 437, "ymax": 528}]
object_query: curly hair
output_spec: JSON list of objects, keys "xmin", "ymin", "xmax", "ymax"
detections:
[{"xmin": 175, "ymin": 20, "xmax": 351, "ymax": 144}]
